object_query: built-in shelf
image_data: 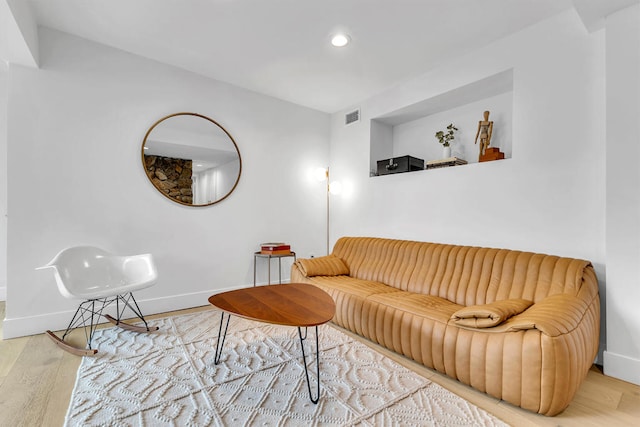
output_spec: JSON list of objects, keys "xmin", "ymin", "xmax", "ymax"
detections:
[{"xmin": 370, "ymin": 69, "xmax": 514, "ymax": 176}]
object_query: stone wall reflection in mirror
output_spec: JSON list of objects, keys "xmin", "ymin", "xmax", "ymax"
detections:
[{"xmin": 142, "ymin": 113, "xmax": 241, "ymax": 206}]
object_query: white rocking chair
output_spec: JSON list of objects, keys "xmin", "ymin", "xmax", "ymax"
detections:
[{"xmin": 37, "ymin": 246, "xmax": 159, "ymax": 356}]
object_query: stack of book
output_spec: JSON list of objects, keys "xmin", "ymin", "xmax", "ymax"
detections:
[
  {"xmin": 260, "ymin": 242, "xmax": 291, "ymax": 255},
  {"xmin": 425, "ymin": 157, "xmax": 468, "ymax": 170}
]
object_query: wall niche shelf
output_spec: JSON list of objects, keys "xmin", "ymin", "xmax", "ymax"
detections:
[{"xmin": 370, "ymin": 69, "xmax": 514, "ymax": 176}]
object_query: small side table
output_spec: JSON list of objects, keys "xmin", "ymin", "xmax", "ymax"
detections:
[{"xmin": 253, "ymin": 252, "xmax": 297, "ymax": 286}]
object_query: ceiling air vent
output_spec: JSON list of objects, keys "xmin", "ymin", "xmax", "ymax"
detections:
[{"xmin": 345, "ymin": 108, "xmax": 360, "ymax": 125}]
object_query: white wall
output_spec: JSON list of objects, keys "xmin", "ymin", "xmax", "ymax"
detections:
[
  {"xmin": 0, "ymin": 61, "xmax": 7, "ymax": 301},
  {"xmin": 3, "ymin": 28, "xmax": 330, "ymax": 338},
  {"xmin": 604, "ymin": 4, "xmax": 640, "ymax": 386},
  {"xmin": 330, "ymin": 8, "xmax": 608, "ymax": 361}
]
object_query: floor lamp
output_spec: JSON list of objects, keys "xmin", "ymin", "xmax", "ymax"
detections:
[
  {"xmin": 321, "ymin": 167, "xmax": 330, "ymax": 256},
  {"xmin": 318, "ymin": 166, "xmax": 341, "ymax": 256}
]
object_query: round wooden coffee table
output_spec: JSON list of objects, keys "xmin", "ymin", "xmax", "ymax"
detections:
[{"xmin": 208, "ymin": 283, "xmax": 336, "ymax": 404}]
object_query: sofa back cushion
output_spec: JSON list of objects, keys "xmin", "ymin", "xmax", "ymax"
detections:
[
  {"xmin": 331, "ymin": 237, "xmax": 420, "ymax": 287},
  {"xmin": 332, "ymin": 237, "xmax": 592, "ymax": 305}
]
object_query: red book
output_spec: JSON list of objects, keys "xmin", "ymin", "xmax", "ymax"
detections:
[
  {"xmin": 260, "ymin": 249, "xmax": 292, "ymax": 255},
  {"xmin": 261, "ymin": 243, "xmax": 290, "ymax": 251}
]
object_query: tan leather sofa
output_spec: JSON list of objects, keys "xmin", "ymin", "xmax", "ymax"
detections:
[{"xmin": 291, "ymin": 237, "xmax": 600, "ymax": 416}]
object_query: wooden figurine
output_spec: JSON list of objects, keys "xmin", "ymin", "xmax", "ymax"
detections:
[
  {"xmin": 474, "ymin": 110, "xmax": 494, "ymax": 160},
  {"xmin": 474, "ymin": 110, "xmax": 504, "ymax": 162}
]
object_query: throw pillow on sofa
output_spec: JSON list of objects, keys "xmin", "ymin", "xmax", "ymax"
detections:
[
  {"xmin": 295, "ymin": 255, "xmax": 349, "ymax": 277},
  {"xmin": 451, "ymin": 298, "xmax": 533, "ymax": 328}
]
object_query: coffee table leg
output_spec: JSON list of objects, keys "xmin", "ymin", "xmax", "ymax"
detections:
[
  {"xmin": 297, "ymin": 326, "xmax": 320, "ymax": 404},
  {"xmin": 214, "ymin": 312, "xmax": 231, "ymax": 365}
]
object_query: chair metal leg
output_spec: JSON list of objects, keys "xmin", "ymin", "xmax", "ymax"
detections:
[
  {"xmin": 103, "ymin": 292, "xmax": 159, "ymax": 333},
  {"xmin": 47, "ymin": 297, "xmax": 111, "ymax": 356},
  {"xmin": 61, "ymin": 298, "xmax": 109, "ymax": 349},
  {"xmin": 61, "ymin": 304, "xmax": 85, "ymax": 341},
  {"xmin": 49, "ymin": 292, "xmax": 159, "ymax": 356},
  {"xmin": 214, "ymin": 312, "xmax": 231, "ymax": 365},
  {"xmin": 298, "ymin": 326, "xmax": 320, "ymax": 404}
]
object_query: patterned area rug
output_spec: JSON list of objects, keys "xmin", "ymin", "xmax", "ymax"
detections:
[{"xmin": 65, "ymin": 310, "xmax": 508, "ymax": 426}]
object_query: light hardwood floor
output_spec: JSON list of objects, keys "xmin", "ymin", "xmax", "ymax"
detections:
[{"xmin": 1, "ymin": 301, "xmax": 639, "ymax": 426}]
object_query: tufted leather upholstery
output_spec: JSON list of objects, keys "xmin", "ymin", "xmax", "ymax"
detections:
[{"xmin": 291, "ymin": 236, "xmax": 600, "ymax": 416}]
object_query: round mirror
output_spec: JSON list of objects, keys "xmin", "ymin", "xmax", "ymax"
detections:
[{"xmin": 141, "ymin": 113, "xmax": 242, "ymax": 206}]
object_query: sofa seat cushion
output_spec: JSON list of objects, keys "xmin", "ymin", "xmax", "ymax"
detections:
[
  {"xmin": 305, "ymin": 275, "xmax": 397, "ymax": 299},
  {"xmin": 367, "ymin": 291, "xmax": 463, "ymax": 324},
  {"xmin": 303, "ymin": 276, "xmax": 399, "ymax": 334}
]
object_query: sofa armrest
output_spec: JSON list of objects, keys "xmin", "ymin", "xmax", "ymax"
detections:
[
  {"xmin": 499, "ymin": 293, "xmax": 591, "ymax": 336},
  {"xmin": 294, "ymin": 255, "xmax": 349, "ymax": 277}
]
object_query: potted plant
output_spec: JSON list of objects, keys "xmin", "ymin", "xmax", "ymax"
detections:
[{"xmin": 435, "ymin": 123, "xmax": 458, "ymax": 158}]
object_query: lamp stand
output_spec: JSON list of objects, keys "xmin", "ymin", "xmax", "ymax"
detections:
[{"xmin": 326, "ymin": 167, "xmax": 330, "ymax": 256}]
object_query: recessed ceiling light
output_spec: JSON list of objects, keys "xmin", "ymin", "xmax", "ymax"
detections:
[{"xmin": 331, "ymin": 33, "xmax": 350, "ymax": 47}]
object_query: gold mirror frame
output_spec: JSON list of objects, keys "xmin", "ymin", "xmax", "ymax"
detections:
[{"xmin": 141, "ymin": 112, "xmax": 242, "ymax": 207}]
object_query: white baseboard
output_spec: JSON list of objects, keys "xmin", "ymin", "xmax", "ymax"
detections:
[
  {"xmin": 603, "ymin": 350, "xmax": 640, "ymax": 386},
  {"xmin": 1, "ymin": 284, "xmax": 247, "ymax": 340},
  {"xmin": 596, "ymin": 339, "xmax": 606, "ymax": 365},
  {"xmin": 0, "ymin": 285, "xmax": 5, "ymax": 301}
]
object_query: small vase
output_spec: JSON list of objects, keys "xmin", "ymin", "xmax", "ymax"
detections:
[{"xmin": 442, "ymin": 146, "xmax": 451, "ymax": 158}]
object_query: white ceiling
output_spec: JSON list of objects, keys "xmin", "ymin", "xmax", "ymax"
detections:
[{"xmin": 19, "ymin": 0, "xmax": 637, "ymax": 113}]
